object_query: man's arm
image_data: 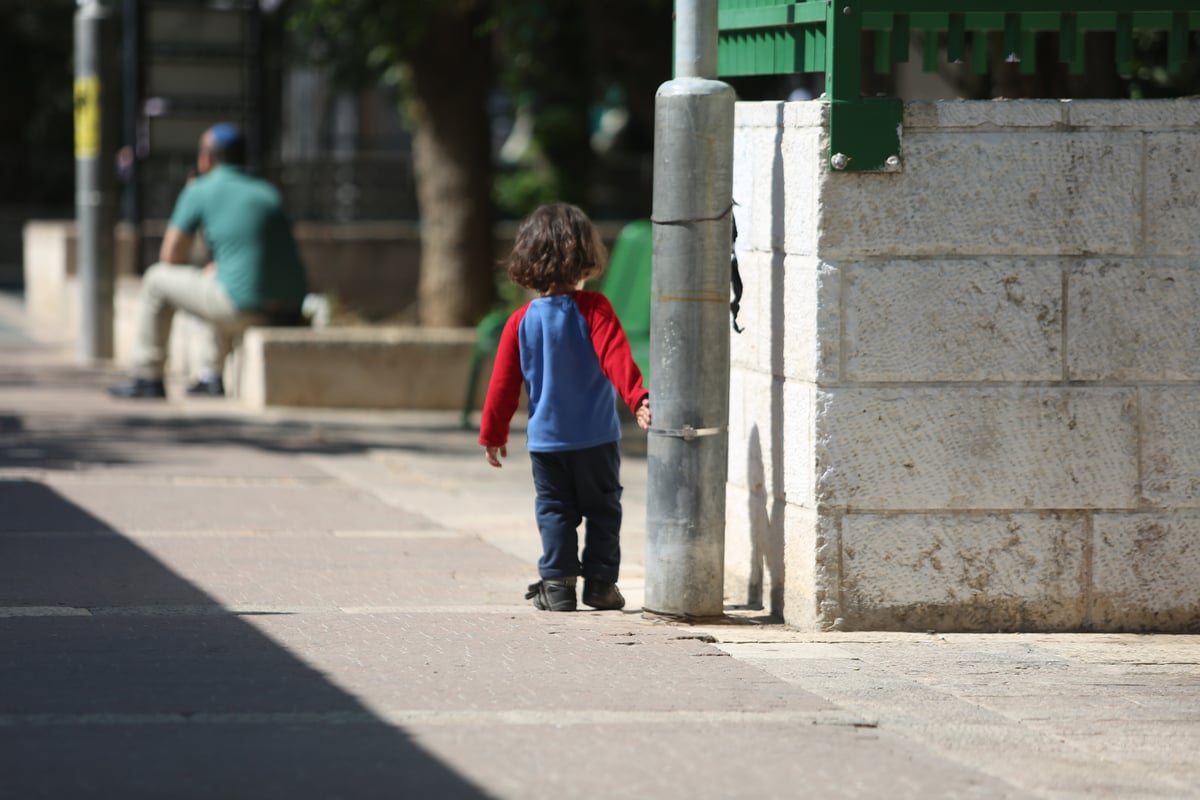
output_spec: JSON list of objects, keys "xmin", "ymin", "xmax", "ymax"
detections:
[{"xmin": 158, "ymin": 225, "xmax": 195, "ymax": 265}]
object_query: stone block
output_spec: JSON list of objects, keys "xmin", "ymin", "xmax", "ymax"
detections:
[
  {"xmin": 727, "ymin": 366, "xmax": 761, "ymax": 493},
  {"xmin": 1145, "ymin": 131, "xmax": 1200, "ymax": 257},
  {"xmin": 736, "ymin": 248, "xmax": 844, "ymax": 382},
  {"xmin": 782, "ymin": 100, "xmax": 828, "ymax": 129},
  {"xmin": 239, "ymin": 326, "xmax": 479, "ymax": 410},
  {"xmin": 843, "ymin": 259, "xmax": 1062, "ymax": 382},
  {"xmin": 724, "ymin": 483, "xmax": 756, "ymax": 604},
  {"xmin": 22, "ymin": 221, "xmax": 73, "ymax": 338},
  {"xmin": 779, "ymin": 257, "xmax": 839, "ymax": 382},
  {"xmin": 730, "ymin": 371, "xmax": 817, "ymax": 512},
  {"xmin": 724, "ymin": 483, "xmax": 786, "ymax": 615},
  {"xmin": 814, "ymin": 387, "xmax": 1139, "ymax": 511},
  {"xmin": 779, "ymin": 125, "xmax": 825, "ymax": 256},
  {"xmin": 1065, "ymin": 98, "xmax": 1200, "ymax": 129},
  {"xmin": 1092, "ymin": 513, "xmax": 1200, "ymax": 630},
  {"xmin": 782, "ymin": 506, "xmax": 839, "ymax": 630},
  {"xmin": 819, "ymin": 131, "xmax": 1142, "ymax": 258},
  {"xmin": 734, "ymin": 101, "xmax": 786, "ymax": 129},
  {"xmin": 1141, "ymin": 387, "xmax": 1200, "ymax": 509},
  {"xmin": 734, "ymin": 123, "xmax": 779, "ymax": 255},
  {"xmin": 727, "ymin": 367, "xmax": 783, "ymax": 501},
  {"xmin": 735, "ymin": 100, "xmax": 826, "ymax": 130},
  {"xmin": 729, "ymin": 249, "xmax": 766, "ymax": 372},
  {"xmin": 1067, "ymin": 259, "xmax": 1200, "ymax": 381},
  {"xmin": 731, "ymin": 253, "xmax": 838, "ymax": 382},
  {"xmin": 839, "ymin": 512, "xmax": 1088, "ymax": 631},
  {"xmin": 904, "ymin": 99, "xmax": 1065, "ymax": 130},
  {"xmin": 731, "ymin": 253, "xmax": 836, "ymax": 381},
  {"xmin": 726, "ymin": 500, "xmax": 819, "ymax": 625},
  {"xmin": 724, "ymin": 367, "xmax": 763, "ymax": 494},
  {"xmin": 735, "ymin": 116, "xmax": 824, "ymax": 257},
  {"xmin": 780, "ymin": 379, "xmax": 817, "ymax": 507}
]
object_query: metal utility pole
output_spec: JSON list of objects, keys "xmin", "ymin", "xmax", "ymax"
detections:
[
  {"xmin": 74, "ymin": 0, "xmax": 117, "ymax": 362},
  {"xmin": 643, "ymin": 0, "xmax": 735, "ymax": 620}
]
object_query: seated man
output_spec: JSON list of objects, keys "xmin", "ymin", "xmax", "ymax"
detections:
[{"xmin": 109, "ymin": 123, "xmax": 308, "ymax": 398}]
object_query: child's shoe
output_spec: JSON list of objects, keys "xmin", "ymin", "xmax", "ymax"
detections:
[
  {"xmin": 582, "ymin": 579, "xmax": 626, "ymax": 610},
  {"xmin": 526, "ymin": 577, "xmax": 577, "ymax": 611}
]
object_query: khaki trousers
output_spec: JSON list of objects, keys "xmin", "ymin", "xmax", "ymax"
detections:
[{"xmin": 130, "ymin": 263, "xmax": 272, "ymax": 380}]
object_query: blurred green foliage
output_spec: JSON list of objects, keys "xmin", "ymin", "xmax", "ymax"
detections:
[
  {"xmin": 290, "ymin": 0, "xmax": 673, "ymax": 219},
  {"xmin": 1129, "ymin": 31, "xmax": 1200, "ymax": 98}
]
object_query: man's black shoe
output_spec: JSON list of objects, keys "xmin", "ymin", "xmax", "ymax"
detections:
[
  {"xmin": 107, "ymin": 378, "xmax": 166, "ymax": 399},
  {"xmin": 185, "ymin": 377, "xmax": 225, "ymax": 397}
]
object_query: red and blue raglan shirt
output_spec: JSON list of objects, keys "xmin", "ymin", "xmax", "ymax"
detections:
[{"xmin": 479, "ymin": 291, "xmax": 648, "ymax": 453}]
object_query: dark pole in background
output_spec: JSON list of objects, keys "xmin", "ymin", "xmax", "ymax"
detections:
[
  {"xmin": 121, "ymin": 0, "xmax": 143, "ymax": 268},
  {"xmin": 245, "ymin": 2, "xmax": 264, "ymax": 174},
  {"xmin": 121, "ymin": 0, "xmax": 141, "ymax": 225},
  {"xmin": 74, "ymin": 0, "xmax": 117, "ymax": 362}
]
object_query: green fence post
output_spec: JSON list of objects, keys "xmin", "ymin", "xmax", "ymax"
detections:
[
  {"xmin": 1116, "ymin": 12, "xmax": 1134, "ymax": 74},
  {"xmin": 827, "ymin": 1, "xmax": 902, "ymax": 173},
  {"xmin": 892, "ymin": 13, "xmax": 910, "ymax": 63},
  {"xmin": 947, "ymin": 13, "xmax": 966, "ymax": 63},
  {"xmin": 923, "ymin": 29, "xmax": 940, "ymax": 71},
  {"xmin": 971, "ymin": 29, "xmax": 990, "ymax": 74},
  {"xmin": 1169, "ymin": 11, "xmax": 1189, "ymax": 74}
]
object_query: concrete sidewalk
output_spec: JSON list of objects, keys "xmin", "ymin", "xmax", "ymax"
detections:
[{"xmin": 1, "ymin": 289, "xmax": 1197, "ymax": 799}]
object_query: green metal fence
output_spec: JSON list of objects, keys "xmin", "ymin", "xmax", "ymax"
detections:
[{"xmin": 717, "ymin": 2, "xmax": 1200, "ymax": 171}]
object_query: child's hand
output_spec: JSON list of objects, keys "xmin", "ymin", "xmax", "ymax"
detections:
[
  {"xmin": 635, "ymin": 397, "xmax": 651, "ymax": 431},
  {"xmin": 485, "ymin": 444, "xmax": 507, "ymax": 468}
]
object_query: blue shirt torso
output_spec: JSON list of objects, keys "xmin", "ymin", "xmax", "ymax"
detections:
[{"xmin": 519, "ymin": 294, "xmax": 620, "ymax": 452}]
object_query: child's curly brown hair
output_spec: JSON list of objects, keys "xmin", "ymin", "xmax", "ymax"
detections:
[{"xmin": 508, "ymin": 203, "xmax": 608, "ymax": 294}]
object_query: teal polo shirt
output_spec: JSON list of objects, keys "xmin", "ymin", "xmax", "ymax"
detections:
[{"xmin": 168, "ymin": 164, "xmax": 308, "ymax": 310}]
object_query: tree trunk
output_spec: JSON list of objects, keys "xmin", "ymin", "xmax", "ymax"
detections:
[{"xmin": 409, "ymin": 6, "xmax": 496, "ymax": 328}]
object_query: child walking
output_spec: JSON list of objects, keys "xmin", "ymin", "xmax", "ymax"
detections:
[{"xmin": 479, "ymin": 203, "xmax": 652, "ymax": 612}]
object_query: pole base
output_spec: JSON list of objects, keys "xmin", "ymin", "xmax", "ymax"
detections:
[{"xmin": 640, "ymin": 607, "xmax": 742, "ymax": 625}]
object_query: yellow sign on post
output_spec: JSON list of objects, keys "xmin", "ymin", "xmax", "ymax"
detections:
[{"xmin": 74, "ymin": 76, "xmax": 101, "ymax": 159}]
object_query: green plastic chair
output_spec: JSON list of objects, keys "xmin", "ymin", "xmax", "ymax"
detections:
[
  {"xmin": 599, "ymin": 218, "xmax": 652, "ymax": 380},
  {"xmin": 460, "ymin": 219, "xmax": 653, "ymax": 429},
  {"xmin": 460, "ymin": 308, "xmax": 510, "ymax": 429}
]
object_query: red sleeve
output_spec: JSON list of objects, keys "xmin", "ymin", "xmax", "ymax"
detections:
[
  {"xmin": 577, "ymin": 291, "xmax": 649, "ymax": 414},
  {"xmin": 478, "ymin": 306, "xmax": 527, "ymax": 447}
]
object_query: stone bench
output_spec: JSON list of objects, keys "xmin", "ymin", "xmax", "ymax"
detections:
[{"xmin": 235, "ymin": 325, "xmax": 484, "ymax": 411}]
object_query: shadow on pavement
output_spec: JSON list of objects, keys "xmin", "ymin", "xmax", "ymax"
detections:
[
  {"xmin": 0, "ymin": 480, "xmax": 490, "ymax": 798},
  {"xmin": 0, "ymin": 334, "xmax": 489, "ymax": 469},
  {"xmin": 0, "ymin": 402, "xmax": 484, "ymax": 473}
]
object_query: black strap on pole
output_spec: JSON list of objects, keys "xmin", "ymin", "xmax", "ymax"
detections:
[
  {"xmin": 651, "ymin": 201, "xmax": 744, "ymax": 333},
  {"xmin": 730, "ymin": 211, "xmax": 743, "ymax": 333}
]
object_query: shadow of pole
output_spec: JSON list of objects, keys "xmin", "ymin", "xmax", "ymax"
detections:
[
  {"xmin": 745, "ymin": 425, "xmax": 787, "ymax": 618},
  {"xmin": 766, "ymin": 102, "xmax": 788, "ymax": 618}
]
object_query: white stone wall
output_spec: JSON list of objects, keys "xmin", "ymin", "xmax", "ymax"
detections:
[{"xmin": 728, "ymin": 98, "xmax": 1200, "ymax": 632}]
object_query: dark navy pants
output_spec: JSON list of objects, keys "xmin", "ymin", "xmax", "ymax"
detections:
[{"xmin": 529, "ymin": 441, "xmax": 622, "ymax": 582}]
